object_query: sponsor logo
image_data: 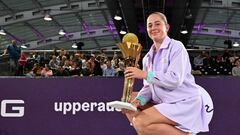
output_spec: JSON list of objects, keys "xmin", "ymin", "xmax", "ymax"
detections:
[
  {"xmin": 1, "ymin": 100, "xmax": 25, "ymax": 117},
  {"xmin": 54, "ymin": 102, "xmax": 120, "ymax": 115}
]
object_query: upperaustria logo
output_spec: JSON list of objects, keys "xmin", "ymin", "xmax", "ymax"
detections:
[{"xmin": 1, "ymin": 100, "xmax": 25, "ymax": 117}]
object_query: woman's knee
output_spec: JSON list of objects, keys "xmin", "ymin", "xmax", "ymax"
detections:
[{"xmin": 132, "ymin": 116, "xmax": 148, "ymax": 133}]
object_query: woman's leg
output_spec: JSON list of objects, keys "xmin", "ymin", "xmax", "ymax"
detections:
[
  {"xmin": 124, "ymin": 92, "xmax": 188, "ymax": 135},
  {"xmin": 131, "ymin": 107, "xmax": 188, "ymax": 135},
  {"xmin": 143, "ymin": 123, "xmax": 188, "ymax": 135},
  {"xmin": 125, "ymin": 92, "xmax": 154, "ymax": 124}
]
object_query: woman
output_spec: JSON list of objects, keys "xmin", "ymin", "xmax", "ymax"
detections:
[{"xmin": 123, "ymin": 12, "xmax": 213, "ymax": 135}]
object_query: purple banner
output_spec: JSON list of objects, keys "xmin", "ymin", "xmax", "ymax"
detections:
[
  {"xmin": 0, "ymin": 77, "xmax": 240, "ymax": 135},
  {"xmin": 196, "ymin": 77, "xmax": 240, "ymax": 135}
]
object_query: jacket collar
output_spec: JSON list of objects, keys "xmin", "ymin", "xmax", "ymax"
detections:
[{"xmin": 146, "ymin": 36, "xmax": 171, "ymax": 58}]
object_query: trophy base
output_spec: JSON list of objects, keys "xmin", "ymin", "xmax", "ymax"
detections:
[{"xmin": 107, "ymin": 101, "xmax": 137, "ymax": 111}]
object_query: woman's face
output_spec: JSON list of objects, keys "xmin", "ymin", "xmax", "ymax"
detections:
[{"xmin": 147, "ymin": 14, "xmax": 169, "ymax": 43}]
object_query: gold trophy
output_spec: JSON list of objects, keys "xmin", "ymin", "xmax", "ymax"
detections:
[{"xmin": 108, "ymin": 33, "xmax": 142, "ymax": 111}]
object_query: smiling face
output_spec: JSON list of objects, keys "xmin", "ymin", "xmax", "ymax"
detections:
[{"xmin": 147, "ymin": 13, "xmax": 169, "ymax": 43}]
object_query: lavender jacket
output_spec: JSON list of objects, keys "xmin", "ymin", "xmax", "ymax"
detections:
[{"xmin": 138, "ymin": 36, "xmax": 202, "ymax": 104}]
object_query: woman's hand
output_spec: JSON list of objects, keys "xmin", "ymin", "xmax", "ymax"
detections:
[
  {"xmin": 124, "ymin": 67, "xmax": 147, "ymax": 79},
  {"xmin": 131, "ymin": 99, "xmax": 141, "ymax": 108}
]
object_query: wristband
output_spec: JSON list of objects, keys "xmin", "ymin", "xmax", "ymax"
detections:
[
  {"xmin": 136, "ymin": 96, "xmax": 146, "ymax": 106},
  {"xmin": 147, "ymin": 71, "xmax": 154, "ymax": 83}
]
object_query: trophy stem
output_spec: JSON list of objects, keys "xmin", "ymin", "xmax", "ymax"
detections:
[{"xmin": 121, "ymin": 78, "xmax": 134, "ymax": 102}]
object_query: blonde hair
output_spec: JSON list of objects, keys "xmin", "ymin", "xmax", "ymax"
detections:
[{"xmin": 148, "ymin": 12, "xmax": 168, "ymax": 24}]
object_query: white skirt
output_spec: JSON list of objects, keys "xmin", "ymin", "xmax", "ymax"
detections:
[{"xmin": 154, "ymin": 88, "xmax": 213, "ymax": 134}]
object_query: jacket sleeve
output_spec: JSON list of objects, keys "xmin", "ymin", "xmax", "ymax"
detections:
[{"xmin": 136, "ymin": 56, "xmax": 152, "ymax": 104}]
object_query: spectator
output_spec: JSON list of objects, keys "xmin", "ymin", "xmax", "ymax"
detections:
[
  {"xmin": 193, "ymin": 52, "xmax": 205, "ymax": 67},
  {"xmin": 48, "ymin": 55, "xmax": 60, "ymax": 70},
  {"xmin": 0, "ymin": 40, "xmax": 21, "ymax": 75},
  {"xmin": 116, "ymin": 60, "xmax": 125, "ymax": 77},
  {"xmin": 81, "ymin": 61, "xmax": 92, "ymax": 76},
  {"xmin": 93, "ymin": 55, "xmax": 103, "ymax": 76},
  {"xmin": 103, "ymin": 60, "xmax": 116, "ymax": 77},
  {"xmin": 55, "ymin": 66, "xmax": 70, "ymax": 76},
  {"xmin": 232, "ymin": 58, "xmax": 240, "ymax": 76},
  {"xmin": 26, "ymin": 63, "xmax": 42, "ymax": 77},
  {"xmin": 74, "ymin": 52, "xmax": 82, "ymax": 73},
  {"xmin": 41, "ymin": 64, "xmax": 53, "ymax": 77},
  {"xmin": 17, "ymin": 52, "xmax": 27, "ymax": 76}
]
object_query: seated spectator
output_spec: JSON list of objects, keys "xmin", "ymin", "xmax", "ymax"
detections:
[
  {"xmin": 193, "ymin": 53, "xmax": 204, "ymax": 67},
  {"xmin": 116, "ymin": 60, "xmax": 125, "ymax": 77},
  {"xmin": 232, "ymin": 58, "xmax": 240, "ymax": 76},
  {"xmin": 81, "ymin": 61, "xmax": 92, "ymax": 76},
  {"xmin": 100, "ymin": 57, "xmax": 107, "ymax": 71},
  {"xmin": 93, "ymin": 55, "xmax": 103, "ymax": 76},
  {"xmin": 58, "ymin": 48, "xmax": 66, "ymax": 60},
  {"xmin": 59, "ymin": 55, "xmax": 67, "ymax": 67},
  {"xmin": 26, "ymin": 63, "xmax": 42, "ymax": 77},
  {"xmin": 81, "ymin": 55, "xmax": 87, "ymax": 71},
  {"xmin": 74, "ymin": 52, "xmax": 82, "ymax": 73},
  {"xmin": 48, "ymin": 55, "xmax": 60, "ymax": 70},
  {"xmin": 103, "ymin": 60, "xmax": 116, "ymax": 77},
  {"xmin": 111, "ymin": 52, "xmax": 119, "ymax": 68},
  {"xmin": 62, "ymin": 60, "xmax": 71, "ymax": 70},
  {"xmin": 55, "ymin": 66, "xmax": 70, "ymax": 76},
  {"xmin": 69, "ymin": 62, "xmax": 80, "ymax": 76},
  {"xmin": 41, "ymin": 64, "xmax": 53, "ymax": 77}
]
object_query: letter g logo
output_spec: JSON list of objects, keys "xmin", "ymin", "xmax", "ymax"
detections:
[{"xmin": 1, "ymin": 100, "xmax": 25, "ymax": 117}]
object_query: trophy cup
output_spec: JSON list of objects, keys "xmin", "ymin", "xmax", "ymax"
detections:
[{"xmin": 107, "ymin": 33, "xmax": 142, "ymax": 111}]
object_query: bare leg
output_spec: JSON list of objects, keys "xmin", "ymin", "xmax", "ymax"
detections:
[
  {"xmin": 124, "ymin": 92, "xmax": 138, "ymax": 123},
  {"xmin": 124, "ymin": 92, "xmax": 188, "ymax": 135},
  {"xmin": 125, "ymin": 92, "xmax": 155, "ymax": 123},
  {"xmin": 143, "ymin": 123, "xmax": 188, "ymax": 135}
]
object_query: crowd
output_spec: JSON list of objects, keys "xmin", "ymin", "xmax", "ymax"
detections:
[
  {"xmin": 190, "ymin": 50, "xmax": 240, "ymax": 76},
  {"xmin": 1, "ymin": 44, "xmax": 240, "ymax": 77},
  {"xmin": 1, "ymin": 48, "xmax": 125, "ymax": 77}
]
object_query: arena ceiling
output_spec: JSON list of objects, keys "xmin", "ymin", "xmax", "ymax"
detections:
[{"xmin": 0, "ymin": 0, "xmax": 239, "ymax": 51}]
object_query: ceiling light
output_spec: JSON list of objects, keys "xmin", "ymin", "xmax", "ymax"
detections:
[
  {"xmin": 233, "ymin": 42, "xmax": 239, "ymax": 47},
  {"xmin": 120, "ymin": 30, "xmax": 126, "ymax": 35},
  {"xmin": 44, "ymin": 14, "xmax": 52, "ymax": 21},
  {"xmin": 114, "ymin": 15, "xmax": 122, "ymax": 21},
  {"xmin": 0, "ymin": 29, "xmax": 6, "ymax": 35},
  {"xmin": 72, "ymin": 43, "xmax": 77, "ymax": 48},
  {"xmin": 114, "ymin": 10, "xmax": 122, "ymax": 21},
  {"xmin": 180, "ymin": 25, "xmax": 188, "ymax": 34},
  {"xmin": 119, "ymin": 26, "xmax": 126, "ymax": 35},
  {"xmin": 21, "ymin": 45, "xmax": 28, "ymax": 49},
  {"xmin": 58, "ymin": 29, "xmax": 66, "ymax": 35},
  {"xmin": 181, "ymin": 30, "xmax": 188, "ymax": 34}
]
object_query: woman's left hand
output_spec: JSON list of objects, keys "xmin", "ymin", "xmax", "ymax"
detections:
[{"xmin": 124, "ymin": 67, "xmax": 147, "ymax": 79}]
